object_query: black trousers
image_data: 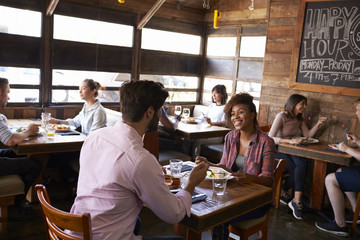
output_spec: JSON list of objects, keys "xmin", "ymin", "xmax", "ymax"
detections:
[{"xmin": 0, "ymin": 149, "xmax": 41, "ymax": 205}]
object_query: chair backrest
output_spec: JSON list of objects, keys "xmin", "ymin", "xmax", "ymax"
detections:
[
  {"xmin": 272, "ymin": 159, "xmax": 286, "ymax": 208},
  {"xmin": 35, "ymin": 184, "xmax": 92, "ymax": 240},
  {"xmin": 259, "ymin": 124, "xmax": 272, "ymax": 133},
  {"xmin": 104, "ymin": 108, "xmax": 122, "ymax": 127}
]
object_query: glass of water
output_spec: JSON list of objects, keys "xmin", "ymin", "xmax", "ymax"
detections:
[
  {"xmin": 212, "ymin": 178, "xmax": 227, "ymax": 196},
  {"xmin": 174, "ymin": 105, "xmax": 182, "ymax": 116},
  {"xmin": 169, "ymin": 159, "xmax": 183, "ymax": 178},
  {"xmin": 183, "ymin": 108, "xmax": 190, "ymax": 119}
]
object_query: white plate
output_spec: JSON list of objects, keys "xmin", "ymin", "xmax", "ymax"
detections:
[
  {"xmin": 170, "ymin": 186, "xmax": 182, "ymax": 193},
  {"xmin": 53, "ymin": 125, "xmax": 76, "ymax": 132},
  {"xmin": 328, "ymin": 144, "xmax": 339, "ymax": 150},
  {"xmin": 295, "ymin": 137, "xmax": 319, "ymax": 144},
  {"xmin": 205, "ymin": 166, "xmax": 233, "ymax": 180}
]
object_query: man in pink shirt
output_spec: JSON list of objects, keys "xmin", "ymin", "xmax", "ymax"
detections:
[{"xmin": 69, "ymin": 80, "xmax": 208, "ymax": 240}]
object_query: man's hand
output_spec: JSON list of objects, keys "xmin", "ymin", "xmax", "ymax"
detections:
[
  {"xmin": 26, "ymin": 123, "xmax": 40, "ymax": 136},
  {"xmin": 195, "ymin": 156, "xmax": 209, "ymax": 165},
  {"xmin": 184, "ymin": 162, "xmax": 209, "ymax": 194}
]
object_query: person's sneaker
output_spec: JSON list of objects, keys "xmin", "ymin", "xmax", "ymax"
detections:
[
  {"xmin": 345, "ymin": 211, "xmax": 360, "ymax": 224},
  {"xmin": 315, "ymin": 221, "xmax": 349, "ymax": 237},
  {"xmin": 288, "ymin": 200, "xmax": 303, "ymax": 220},
  {"xmin": 280, "ymin": 192, "xmax": 291, "ymax": 205}
]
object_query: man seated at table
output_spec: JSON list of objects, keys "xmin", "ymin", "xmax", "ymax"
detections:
[
  {"xmin": 68, "ymin": 80, "xmax": 208, "ymax": 240},
  {"xmin": 0, "ymin": 77, "xmax": 41, "ymax": 217},
  {"xmin": 315, "ymin": 98, "xmax": 360, "ymax": 237}
]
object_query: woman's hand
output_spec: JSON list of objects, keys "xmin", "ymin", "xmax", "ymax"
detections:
[
  {"xmin": 338, "ymin": 142, "xmax": 349, "ymax": 153},
  {"xmin": 195, "ymin": 156, "xmax": 209, "ymax": 165},
  {"xmin": 317, "ymin": 117, "xmax": 328, "ymax": 126},
  {"xmin": 288, "ymin": 138, "xmax": 302, "ymax": 145},
  {"xmin": 231, "ymin": 171, "xmax": 248, "ymax": 183},
  {"xmin": 204, "ymin": 117, "xmax": 212, "ymax": 125},
  {"xmin": 346, "ymin": 132, "xmax": 358, "ymax": 142}
]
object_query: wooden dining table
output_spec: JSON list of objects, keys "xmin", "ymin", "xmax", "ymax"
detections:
[
  {"xmin": 176, "ymin": 179, "xmax": 272, "ymax": 240},
  {"xmin": 6, "ymin": 119, "xmax": 86, "ymax": 155},
  {"xmin": 161, "ymin": 117, "xmax": 230, "ymax": 141},
  {"xmin": 278, "ymin": 141, "xmax": 354, "ymax": 210}
]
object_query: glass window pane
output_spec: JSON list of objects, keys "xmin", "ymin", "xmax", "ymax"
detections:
[
  {"xmin": 203, "ymin": 78, "xmax": 233, "ymax": 92},
  {"xmin": 240, "ymin": 36, "xmax": 266, "ymax": 57},
  {"xmin": 167, "ymin": 91, "xmax": 197, "ymax": 103},
  {"xmin": 0, "ymin": 6, "xmax": 41, "ymax": 37},
  {"xmin": 237, "ymin": 60, "xmax": 264, "ymax": 81},
  {"xmin": 54, "ymin": 15, "xmax": 133, "ymax": 47},
  {"xmin": 52, "ymin": 89, "xmax": 119, "ymax": 103},
  {"xmin": 9, "ymin": 89, "xmax": 39, "ymax": 103},
  {"xmin": 0, "ymin": 67, "xmax": 40, "ymax": 85},
  {"xmin": 207, "ymin": 37, "xmax": 237, "ymax": 57},
  {"xmin": 236, "ymin": 81, "xmax": 262, "ymax": 98},
  {"xmin": 141, "ymin": 28, "xmax": 201, "ymax": 55},
  {"xmin": 53, "ymin": 69, "xmax": 129, "ymax": 87},
  {"xmin": 140, "ymin": 75, "xmax": 198, "ymax": 89}
]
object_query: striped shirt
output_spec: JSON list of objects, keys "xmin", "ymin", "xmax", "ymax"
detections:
[
  {"xmin": 219, "ymin": 129, "xmax": 275, "ymax": 179},
  {"xmin": 0, "ymin": 114, "xmax": 12, "ymax": 145}
]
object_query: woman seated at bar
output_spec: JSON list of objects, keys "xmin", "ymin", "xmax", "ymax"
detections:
[
  {"xmin": 49, "ymin": 79, "xmax": 107, "ymax": 135},
  {"xmin": 195, "ymin": 92, "xmax": 275, "ymax": 240},
  {"xmin": 268, "ymin": 94, "xmax": 328, "ymax": 220},
  {"xmin": 315, "ymin": 98, "xmax": 360, "ymax": 237}
]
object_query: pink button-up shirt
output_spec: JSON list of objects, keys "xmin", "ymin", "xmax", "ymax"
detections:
[{"xmin": 69, "ymin": 121, "xmax": 192, "ymax": 240}]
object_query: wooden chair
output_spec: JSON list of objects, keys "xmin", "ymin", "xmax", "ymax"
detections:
[
  {"xmin": 35, "ymin": 184, "xmax": 92, "ymax": 240},
  {"xmin": 259, "ymin": 125, "xmax": 272, "ymax": 134},
  {"xmin": 0, "ymin": 175, "xmax": 24, "ymax": 233},
  {"xmin": 228, "ymin": 159, "xmax": 286, "ymax": 240},
  {"xmin": 352, "ymin": 192, "xmax": 360, "ymax": 231},
  {"xmin": 272, "ymin": 159, "xmax": 287, "ymax": 208}
]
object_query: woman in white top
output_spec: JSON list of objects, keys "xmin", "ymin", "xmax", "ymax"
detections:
[
  {"xmin": 268, "ymin": 94, "xmax": 327, "ymax": 220},
  {"xmin": 50, "ymin": 79, "xmax": 107, "ymax": 135},
  {"xmin": 204, "ymin": 84, "xmax": 228, "ymax": 127},
  {"xmin": 192, "ymin": 85, "xmax": 228, "ymax": 158}
]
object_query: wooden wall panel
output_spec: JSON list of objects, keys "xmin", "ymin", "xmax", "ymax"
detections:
[
  {"xmin": 205, "ymin": 58, "xmax": 234, "ymax": 79},
  {"xmin": 259, "ymin": 0, "xmax": 360, "ymax": 144}
]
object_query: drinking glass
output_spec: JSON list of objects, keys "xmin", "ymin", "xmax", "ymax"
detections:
[
  {"xmin": 174, "ymin": 105, "xmax": 182, "ymax": 116},
  {"xmin": 46, "ymin": 125, "xmax": 55, "ymax": 139},
  {"xmin": 41, "ymin": 112, "xmax": 51, "ymax": 128},
  {"xmin": 169, "ymin": 159, "xmax": 183, "ymax": 178},
  {"xmin": 183, "ymin": 108, "xmax": 190, "ymax": 119},
  {"xmin": 212, "ymin": 178, "xmax": 227, "ymax": 196}
]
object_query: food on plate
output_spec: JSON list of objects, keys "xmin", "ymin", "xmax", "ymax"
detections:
[
  {"xmin": 16, "ymin": 127, "xmax": 25, "ymax": 132},
  {"xmin": 207, "ymin": 168, "xmax": 226, "ymax": 179},
  {"xmin": 328, "ymin": 144, "xmax": 339, "ymax": 150},
  {"xmin": 187, "ymin": 117, "xmax": 196, "ymax": 122},
  {"xmin": 48, "ymin": 124, "xmax": 70, "ymax": 130},
  {"xmin": 293, "ymin": 137, "xmax": 319, "ymax": 144},
  {"xmin": 164, "ymin": 174, "xmax": 181, "ymax": 187}
]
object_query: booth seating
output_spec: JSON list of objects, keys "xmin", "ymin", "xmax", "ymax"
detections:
[
  {"xmin": 0, "ymin": 175, "xmax": 24, "ymax": 233},
  {"xmin": 105, "ymin": 108, "xmax": 122, "ymax": 127},
  {"xmin": 192, "ymin": 104, "xmax": 209, "ymax": 118}
]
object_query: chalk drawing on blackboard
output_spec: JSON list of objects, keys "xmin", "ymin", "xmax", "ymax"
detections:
[{"xmin": 297, "ymin": 2, "xmax": 360, "ymax": 89}]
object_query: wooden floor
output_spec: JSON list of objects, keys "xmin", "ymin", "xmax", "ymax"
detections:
[{"xmin": 1, "ymin": 181, "xmax": 360, "ymax": 240}]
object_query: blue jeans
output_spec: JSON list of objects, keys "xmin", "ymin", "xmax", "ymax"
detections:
[{"xmin": 276, "ymin": 152, "xmax": 308, "ymax": 192}]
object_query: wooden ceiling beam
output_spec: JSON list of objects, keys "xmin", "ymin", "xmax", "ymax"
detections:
[
  {"xmin": 137, "ymin": 0, "xmax": 166, "ymax": 30},
  {"xmin": 46, "ymin": 0, "xmax": 60, "ymax": 16}
]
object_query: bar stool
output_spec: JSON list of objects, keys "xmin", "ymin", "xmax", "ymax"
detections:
[{"xmin": 0, "ymin": 175, "xmax": 24, "ymax": 233}]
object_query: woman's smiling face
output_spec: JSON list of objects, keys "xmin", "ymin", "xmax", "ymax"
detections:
[{"xmin": 230, "ymin": 104, "xmax": 255, "ymax": 131}]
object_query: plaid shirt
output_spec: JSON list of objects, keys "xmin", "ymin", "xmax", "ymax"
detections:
[{"xmin": 219, "ymin": 129, "xmax": 275, "ymax": 179}]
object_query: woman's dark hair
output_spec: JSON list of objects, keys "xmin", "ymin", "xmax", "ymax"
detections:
[
  {"xmin": 284, "ymin": 94, "xmax": 307, "ymax": 120},
  {"xmin": 120, "ymin": 80, "xmax": 169, "ymax": 122},
  {"xmin": 83, "ymin": 79, "xmax": 101, "ymax": 97},
  {"xmin": 0, "ymin": 77, "xmax": 9, "ymax": 92},
  {"xmin": 223, "ymin": 92, "xmax": 258, "ymax": 128},
  {"xmin": 212, "ymin": 85, "xmax": 228, "ymax": 105}
]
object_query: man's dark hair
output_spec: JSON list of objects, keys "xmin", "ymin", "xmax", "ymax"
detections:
[
  {"xmin": 0, "ymin": 78, "xmax": 9, "ymax": 92},
  {"xmin": 212, "ymin": 84, "xmax": 228, "ymax": 105},
  {"xmin": 120, "ymin": 80, "xmax": 169, "ymax": 122}
]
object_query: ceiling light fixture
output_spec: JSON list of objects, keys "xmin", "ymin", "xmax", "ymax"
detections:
[{"xmin": 249, "ymin": 0, "xmax": 254, "ymax": 11}]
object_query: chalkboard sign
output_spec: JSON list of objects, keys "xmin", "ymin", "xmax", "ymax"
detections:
[{"xmin": 290, "ymin": 0, "xmax": 360, "ymax": 97}]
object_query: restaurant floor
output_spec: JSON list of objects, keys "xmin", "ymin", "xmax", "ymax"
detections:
[{"xmin": 1, "ymin": 181, "xmax": 359, "ymax": 240}]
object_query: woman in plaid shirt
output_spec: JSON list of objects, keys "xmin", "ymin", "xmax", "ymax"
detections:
[{"xmin": 196, "ymin": 93, "xmax": 275, "ymax": 240}]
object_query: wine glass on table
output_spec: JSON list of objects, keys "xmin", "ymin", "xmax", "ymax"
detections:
[
  {"xmin": 183, "ymin": 108, "xmax": 190, "ymax": 120},
  {"xmin": 174, "ymin": 106, "xmax": 182, "ymax": 116}
]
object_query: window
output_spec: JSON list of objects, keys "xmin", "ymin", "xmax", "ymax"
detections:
[
  {"xmin": 54, "ymin": 15, "xmax": 133, "ymax": 47},
  {"xmin": 0, "ymin": 6, "xmax": 41, "ymax": 37},
  {"xmin": 141, "ymin": 28, "xmax": 201, "ymax": 55},
  {"xmin": 0, "ymin": 66, "xmax": 40, "ymax": 103},
  {"xmin": 206, "ymin": 37, "xmax": 237, "ymax": 57},
  {"xmin": 202, "ymin": 78, "xmax": 233, "ymax": 104},
  {"xmin": 239, "ymin": 36, "xmax": 266, "ymax": 57},
  {"xmin": 52, "ymin": 69, "xmax": 129, "ymax": 103},
  {"xmin": 140, "ymin": 75, "xmax": 198, "ymax": 103}
]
